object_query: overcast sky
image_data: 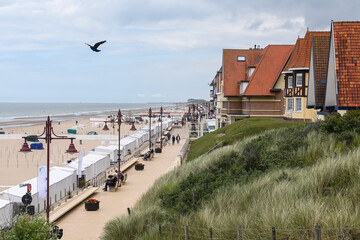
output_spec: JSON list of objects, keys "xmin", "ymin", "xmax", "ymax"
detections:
[{"xmin": 0, "ymin": 0, "xmax": 358, "ymax": 103}]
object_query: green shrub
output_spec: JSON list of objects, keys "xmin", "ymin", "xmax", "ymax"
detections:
[{"xmin": 1, "ymin": 214, "xmax": 56, "ymax": 240}]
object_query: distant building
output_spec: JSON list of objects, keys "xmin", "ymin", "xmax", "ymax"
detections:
[{"xmin": 187, "ymin": 99, "xmax": 206, "ymax": 104}]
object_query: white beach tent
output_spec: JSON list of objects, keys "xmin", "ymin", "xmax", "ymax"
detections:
[
  {"xmin": 0, "ymin": 199, "xmax": 13, "ymax": 228},
  {"xmin": 141, "ymin": 126, "xmax": 156, "ymax": 137},
  {"xmin": 93, "ymin": 145, "xmax": 123, "ymax": 163},
  {"xmin": 120, "ymin": 136, "xmax": 137, "ymax": 155},
  {"xmin": 128, "ymin": 132, "xmax": 145, "ymax": 147},
  {"xmin": 1, "ymin": 167, "xmax": 77, "ymax": 213},
  {"xmin": 65, "ymin": 159, "xmax": 95, "ymax": 182},
  {"xmin": 82, "ymin": 153, "xmax": 110, "ymax": 177}
]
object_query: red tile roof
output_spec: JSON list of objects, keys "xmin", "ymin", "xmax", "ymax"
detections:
[
  {"xmin": 243, "ymin": 45, "xmax": 293, "ymax": 96},
  {"xmin": 313, "ymin": 35, "xmax": 330, "ymax": 107},
  {"xmin": 223, "ymin": 49, "xmax": 263, "ymax": 96},
  {"xmin": 333, "ymin": 21, "xmax": 360, "ymax": 107},
  {"xmin": 284, "ymin": 31, "xmax": 330, "ymax": 70}
]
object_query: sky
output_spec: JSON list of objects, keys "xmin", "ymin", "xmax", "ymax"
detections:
[{"xmin": 0, "ymin": 0, "xmax": 358, "ymax": 103}]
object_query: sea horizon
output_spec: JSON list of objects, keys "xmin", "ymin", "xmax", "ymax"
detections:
[{"xmin": 0, "ymin": 102, "xmax": 178, "ymax": 129}]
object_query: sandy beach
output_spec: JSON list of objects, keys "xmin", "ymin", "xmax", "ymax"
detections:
[{"xmin": 0, "ymin": 115, "xmax": 149, "ymax": 192}]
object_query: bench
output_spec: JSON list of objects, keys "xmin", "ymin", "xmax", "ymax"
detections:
[
  {"xmin": 109, "ymin": 181, "xmax": 119, "ymax": 192},
  {"xmin": 142, "ymin": 151, "xmax": 154, "ymax": 161},
  {"xmin": 121, "ymin": 173, "xmax": 128, "ymax": 184}
]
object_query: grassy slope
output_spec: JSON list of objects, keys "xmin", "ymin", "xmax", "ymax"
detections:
[
  {"xmin": 187, "ymin": 118, "xmax": 304, "ymax": 162},
  {"xmin": 102, "ymin": 117, "xmax": 360, "ymax": 240}
]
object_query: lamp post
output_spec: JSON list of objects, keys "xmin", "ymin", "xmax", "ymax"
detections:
[
  {"xmin": 160, "ymin": 107, "xmax": 163, "ymax": 149},
  {"xmin": 148, "ymin": 107, "xmax": 152, "ymax": 150},
  {"xmin": 116, "ymin": 110, "xmax": 122, "ymax": 177},
  {"xmin": 103, "ymin": 121, "xmax": 109, "ymax": 131},
  {"xmin": 20, "ymin": 116, "xmax": 78, "ymax": 221}
]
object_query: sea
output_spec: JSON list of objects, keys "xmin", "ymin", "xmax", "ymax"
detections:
[{"xmin": 0, "ymin": 102, "xmax": 166, "ymax": 129}]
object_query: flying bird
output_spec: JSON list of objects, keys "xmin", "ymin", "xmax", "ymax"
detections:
[{"xmin": 85, "ymin": 40, "xmax": 106, "ymax": 52}]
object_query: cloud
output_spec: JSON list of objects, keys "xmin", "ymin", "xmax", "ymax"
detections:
[{"xmin": 0, "ymin": 0, "xmax": 359, "ymax": 103}]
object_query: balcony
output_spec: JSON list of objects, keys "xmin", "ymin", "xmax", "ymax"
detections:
[{"xmin": 210, "ymin": 90, "xmax": 216, "ymax": 98}]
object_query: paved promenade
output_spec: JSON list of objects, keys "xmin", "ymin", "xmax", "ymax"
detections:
[{"xmin": 57, "ymin": 126, "xmax": 187, "ymax": 240}]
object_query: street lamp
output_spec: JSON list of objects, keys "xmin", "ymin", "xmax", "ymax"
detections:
[
  {"xmin": 148, "ymin": 108, "xmax": 152, "ymax": 150},
  {"xmin": 116, "ymin": 110, "xmax": 122, "ymax": 177},
  {"xmin": 103, "ymin": 121, "xmax": 109, "ymax": 131},
  {"xmin": 20, "ymin": 116, "xmax": 78, "ymax": 221}
]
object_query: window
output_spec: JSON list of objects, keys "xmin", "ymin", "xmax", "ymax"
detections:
[
  {"xmin": 239, "ymin": 82, "xmax": 248, "ymax": 94},
  {"xmin": 237, "ymin": 56, "xmax": 245, "ymax": 62},
  {"xmin": 296, "ymin": 73, "xmax": 303, "ymax": 86},
  {"xmin": 248, "ymin": 67, "xmax": 255, "ymax": 77},
  {"xmin": 296, "ymin": 98, "xmax": 302, "ymax": 112},
  {"xmin": 287, "ymin": 98, "xmax": 293, "ymax": 112},
  {"xmin": 222, "ymin": 101, "xmax": 227, "ymax": 109},
  {"xmin": 287, "ymin": 75, "xmax": 293, "ymax": 88}
]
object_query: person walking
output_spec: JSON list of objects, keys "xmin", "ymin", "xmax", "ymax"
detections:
[
  {"xmin": 176, "ymin": 134, "xmax": 181, "ymax": 144},
  {"xmin": 172, "ymin": 135, "xmax": 175, "ymax": 145}
]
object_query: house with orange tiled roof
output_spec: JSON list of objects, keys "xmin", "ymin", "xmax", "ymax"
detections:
[
  {"xmin": 308, "ymin": 21, "xmax": 360, "ymax": 116},
  {"xmin": 240, "ymin": 44, "xmax": 294, "ymax": 117},
  {"xmin": 324, "ymin": 21, "xmax": 360, "ymax": 111},
  {"xmin": 307, "ymin": 35, "xmax": 331, "ymax": 113},
  {"xmin": 214, "ymin": 48, "xmax": 263, "ymax": 127},
  {"xmin": 282, "ymin": 30, "xmax": 330, "ymax": 121}
]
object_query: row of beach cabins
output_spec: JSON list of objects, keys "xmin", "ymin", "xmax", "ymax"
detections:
[{"xmin": 0, "ymin": 117, "xmax": 175, "ymax": 228}]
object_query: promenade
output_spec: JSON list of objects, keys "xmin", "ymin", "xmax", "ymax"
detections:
[{"xmin": 56, "ymin": 126, "xmax": 187, "ymax": 240}]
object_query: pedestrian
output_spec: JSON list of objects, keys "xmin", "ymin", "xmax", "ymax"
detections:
[
  {"xmin": 176, "ymin": 134, "xmax": 180, "ymax": 144},
  {"xmin": 167, "ymin": 132, "xmax": 171, "ymax": 141},
  {"xmin": 172, "ymin": 135, "xmax": 175, "ymax": 145}
]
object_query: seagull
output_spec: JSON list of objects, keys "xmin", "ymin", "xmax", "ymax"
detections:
[{"xmin": 85, "ymin": 40, "xmax": 106, "ymax": 52}]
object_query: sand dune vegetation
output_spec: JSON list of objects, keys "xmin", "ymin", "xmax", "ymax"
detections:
[{"xmin": 102, "ymin": 112, "xmax": 360, "ymax": 240}]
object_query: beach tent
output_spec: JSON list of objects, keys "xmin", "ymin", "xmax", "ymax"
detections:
[
  {"xmin": 90, "ymin": 118, "xmax": 106, "ymax": 123},
  {"xmin": 120, "ymin": 137, "xmax": 137, "ymax": 156},
  {"xmin": 0, "ymin": 199, "xmax": 13, "ymax": 228},
  {"xmin": 67, "ymin": 129, "xmax": 76, "ymax": 134},
  {"xmin": 1, "ymin": 167, "xmax": 77, "ymax": 214},
  {"xmin": 80, "ymin": 153, "xmax": 110, "ymax": 178},
  {"xmin": 71, "ymin": 125, "xmax": 85, "ymax": 130},
  {"xmin": 93, "ymin": 145, "xmax": 123, "ymax": 163},
  {"xmin": 65, "ymin": 159, "xmax": 94, "ymax": 182},
  {"xmin": 30, "ymin": 142, "xmax": 44, "ymax": 150},
  {"xmin": 91, "ymin": 123, "xmax": 101, "ymax": 128},
  {"xmin": 141, "ymin": 126, "xmax": 156, "ymax": 137},
  {"xmin": 128, "ymin": 132, "xmax": 144, "ymax": 148}
]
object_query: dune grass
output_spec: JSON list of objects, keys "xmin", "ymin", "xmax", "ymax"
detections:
[
  {"xmin": 186, "ymin": 118, "xmax": 304, "ymax": 162},
  {"xmin": 101, "ymin": 115, "xmax": 360, "ymax": 240}
]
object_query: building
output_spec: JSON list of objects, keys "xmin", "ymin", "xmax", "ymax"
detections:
[
  {"xmin": 283, "ymin": 31, "xmax": 330, "ymax": 121},
  {"xmin": 308, "ymin": 21, "xmax": 360, "ymax": 113},
  {"xmin": 215, "ymin": 48, "xmax": 263, "ymax": 127}
]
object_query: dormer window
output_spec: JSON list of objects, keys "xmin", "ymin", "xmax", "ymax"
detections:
[
  {"xmin": 248, "ymin": 67, "xmax": 255, "ymax": 77},
  {"xmin": 237, "ymin": 56, "xmax": 245, "ymax": 62}
]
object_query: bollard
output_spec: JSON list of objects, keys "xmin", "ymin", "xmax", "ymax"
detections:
[
  {"xmin": 185, "ymin": 226, "xmax": 189, "ymax": 240},
  {"xmin": 237, "ymin": 226, "xmax": 242, "ymax": 240},
  {"xmin": 272, "ymin": 227, "xmax": 276, "ymax": 240},
  {"xmin": 145, "ymin": 219, "xmax": 151, "ymax": 232}
]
